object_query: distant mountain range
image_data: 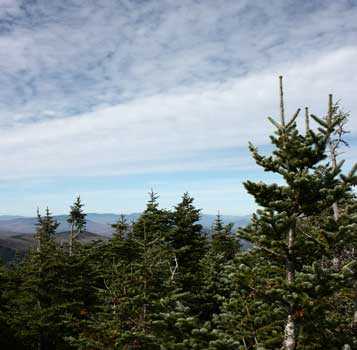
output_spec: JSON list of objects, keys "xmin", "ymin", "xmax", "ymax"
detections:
[
  {"xmin": 0, "ymin": 213, "xmax": 250, "ymax": 263},
  {"xmin": 0, "ymin": 213, "xmax": 250, "ymax": 237}
]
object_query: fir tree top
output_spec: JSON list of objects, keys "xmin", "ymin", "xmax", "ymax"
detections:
[
  {"xmin": 111, "ymin": 214, "xmax": 130, "ymax": 239},
  {"xmin": 35, "ymin": 207, "xmax": 59, "ymax": 252},
  {"xmin": 67, "ymin": 195, "xmax": 86, "ymax": 234}
]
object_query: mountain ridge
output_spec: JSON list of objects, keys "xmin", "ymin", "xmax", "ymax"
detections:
[
  {"xmin": 0, "ymin": 213, "xmax": 251, "ymax": 263},
  {"xmin": 0, "ymin": 213, "xmax": 251, "ymax": 236}
]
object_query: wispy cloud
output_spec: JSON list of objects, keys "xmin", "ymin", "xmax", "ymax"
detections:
[
  {"xmin": 0, "ymin": 46, "xmax": 356, "ymax": 180},
  {"xmin": 1, "ymin": 0, "xmax": 356, "ymax": 125}
]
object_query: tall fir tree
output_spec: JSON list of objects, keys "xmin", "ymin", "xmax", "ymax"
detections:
[
  {"xmin": 19, "ymin": 208, "xmax": 65, "ymax": 349},
  {"xmin": 132, "ymin": 189, "xmax": 172, "ymax": 242},
  {"xmin": 111, "ymin": 214, "xmax": 130, "ymax": 239},
  {"xmin": 193, "ymin": 213, "xmax": 240, "ymax": 348},
  {"xmin": 151, "ymin": 193, "xmax": 210, "ymax": 348},
  {"xmin": 69, "ymin": 191, "xmax": 173, "ymax": 349},
  {"xmin": 169, "ymin": 192, "xmax": 207, "ymax": 288},
  {"xmin": 35, "ymin": 207, "xmax": 59, "ymax": 253},
  {"xmin": 211, "ymin": 212, "xmax": 239, "ymax": 261},
  {"xmin": 213, "ymin": 77, "xmax": 356, "ymax": 349},
  {"xmin": 67, "ymin": 196, "xmax": 86, "ymax": 256}
]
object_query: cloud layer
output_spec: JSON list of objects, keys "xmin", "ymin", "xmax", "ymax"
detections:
[
  {"xmin": 0, "ymin": 46, "xmax": 356, "ymax": 179},
  {"xmin": 0, "ymin": 0, "xmax": 356, "ymax": 214}
]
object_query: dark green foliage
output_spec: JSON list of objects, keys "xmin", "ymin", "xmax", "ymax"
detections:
[
  {"xmin": 0, "ymin": 261, "xmax": 24, "ymax": 348},
  {"xmin": 68, "ymin": 196, "xmax": 87, "ymax": 234},
  {"xmin": 68, "ymin": 196, "xmax": 87, "ymax": 256},
  {"xmin": 132, "ymin": 190, "xmax": 173, "ymax": 242},
  {"xmin": 67, "ymin": 192, "xmax": 173, "ymax": 349},
  {"xmin": 168, "ymin": 192, "xmax": 207, "ymax": 288},
  {"xmin": 0, "ymin": 209, "xmax": 102, "ymax": 350},
  {"xmin": 35, "ymin": 207, "xmax": 59, "ymax": 252},
  {"xmin": 211, "ymin": 212, "xmax": 239, "ymax": 261},
  {"xmin": 111, "ymin": 214, "xmax": 130, "ymax": 239},
  {"xmin": 213, "ymin": 94, "xmax": 356, "ymax": 349}
]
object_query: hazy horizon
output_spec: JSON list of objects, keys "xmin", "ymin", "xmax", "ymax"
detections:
[{"xmin": 0, "ymin": 209, "xmax": 252, "ymax": 218}]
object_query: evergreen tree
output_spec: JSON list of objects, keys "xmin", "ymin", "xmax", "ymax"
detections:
[
  {"xmin": 196, "ymin": 213, "xmax": 239, "ymax": 341},
  {"xmin": 213, "ymin": 77, "xmax": 356, "ymax": 349},
  {"xmin": 211, "ymin": 212, "xmax": 239, "ymax": 261},
  {"xmin": 64, "ymin": 240, "xmax": 115, "ymax": 349},
  {"xmin": 11, "ymin": 208, "xmax": 67, "ymax": 349},
  {"xmin": 4, "ymin": 208, "xmax": 100, "ymax": 350},
  {"xmin": 67, "ymin": 196, "xmax": 86, "ymax": 256},
  {"xmin": 150, "ymin": 193, "xmax": 210, "ymax": 348},
  {"xmin": 111, "ymin": 214, "xmax": 130, "ymax": 239},
  {"xmin": 70, "ymin": 191, "xmax": 173, "ymax": 349},
  {"xmin": 0, "ymin": 261, "xmax": 23, "ymax": 348},
  {"xmin": 169, "ymin": 192, "xmax": 207, "ymax": 288},
  {"xmin": 116, "ymin": 191, "xmax": 172, "ymax": 348},
  {"xmin": 132, "ymin": 189, "xmax": 172, "ymax": 242},
  {"xmin": 35, "ymin": 207, "xmax": 59, "ymax": 253}
]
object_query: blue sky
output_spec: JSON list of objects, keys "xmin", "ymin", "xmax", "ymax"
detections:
[{"xmin": 0, "ymin": 0, "xmax": 356, "ymax": 216}]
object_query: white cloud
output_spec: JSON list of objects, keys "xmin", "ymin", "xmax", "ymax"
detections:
[{"xmin": 0, "ymin": 46, "xmax": 355, "ymax": 180}]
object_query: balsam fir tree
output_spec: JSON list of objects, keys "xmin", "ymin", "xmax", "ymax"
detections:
[
  {"xmin": 211, "ymin": 212, "xmax": 239, "ymax": 261},
  {"xmin": 64, "ymin": 239, "xmax": 125, "ymax": 350},
  {"xmin": 121, "ymin": 191, "xmax": 173, "ymax": 348},
  {"xmin": 111, "ymin": 214, "xmax": 130, "ymax": 239},
  {"xmin": 152, "ymin": 193, "xmax": 210, "ymax": 348},
  {"xmin": 196, "ymin": 212, "xmax": 239, "ymax": 329},
  {"xmin": 8, "ymin": 207, "xmax": 100, "ymax": 349},
  {"xmin": 67, "ymin": 196, "xmax": 86, "ymax": 256},
  {"xmin": 168, "ymin": 192, "xmax": 207, "ymax": 291},
  {"xmin": 0, "ymin": 261, "xmax": 24, "ymax": 348},
  {"xmin": 70, "ymin": 191, "xmax": 173, "ymax": 349},
  {"xmin": 17, "ymin": 208, "xmax": 67, "ymax": 349},
  {"xmin": 35, "ymin": 207, "xmax": 59, "ymax": 253},
  {"xmin": 213, "ymin": 77, "xmax": 356, "ymax": 349},
  {"xmin": 316, "ymin": 96, "xmax": 356, "ymax": 347}
]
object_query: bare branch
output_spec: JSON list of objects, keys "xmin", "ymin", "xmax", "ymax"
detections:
[{"xmin": 169, "ymin": 255, "xmax": 179, "ymax": 282}]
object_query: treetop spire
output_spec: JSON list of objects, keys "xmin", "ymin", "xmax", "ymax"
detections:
[{"xmin": 279, "ymin": 75, "xmax": 285, "ymax": 126}]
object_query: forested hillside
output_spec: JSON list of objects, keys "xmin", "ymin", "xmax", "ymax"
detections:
[{"xmin": 0, "ymin": 82, "xmax": 356, "ymax": 349}]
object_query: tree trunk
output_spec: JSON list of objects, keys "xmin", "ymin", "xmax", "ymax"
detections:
[
  {"xmin": 69, "ymin": 223, "xmax": 74, "ymax": 256},
  {"xmin": 330, "ymin": 148, "xmax": 339, "ymax": 222},
  {"xmin": 279, "ymin": 76, "xmax": 285, "ymax": 126},
  {"xmin": 328, "ymin": 94, "xmax": 340, "ymax": 222},
  {"xmin": 305, "ymin": 107, "xmax": 309, "ymax": 134},
  {"xmin": 284, "ymin": 315, "xmax": 295, "ymax": 350},
  {"xmin": 283, "ymin": 227, "xmax": 296, "ymax": 350}
]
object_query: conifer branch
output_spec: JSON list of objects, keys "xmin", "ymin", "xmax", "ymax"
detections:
[
  {"xmin": 310, "ymin": 114, "xmax": 328, "ymax": 128},
  {"xmin": 268, "ymin": 116, "xmax": 282, "ymax": 129},
  {"xmin": 286, "ymin": 108, "xmax": 301, "ymax": 128},
  {"xmin": 255, "ymin": 245, "xmax": 285, "ymax": 260}
]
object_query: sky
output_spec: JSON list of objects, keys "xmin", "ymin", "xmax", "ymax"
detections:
[{"xmin": 0, "ymin": 0, "xmax": 356, "ymax": 216}]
